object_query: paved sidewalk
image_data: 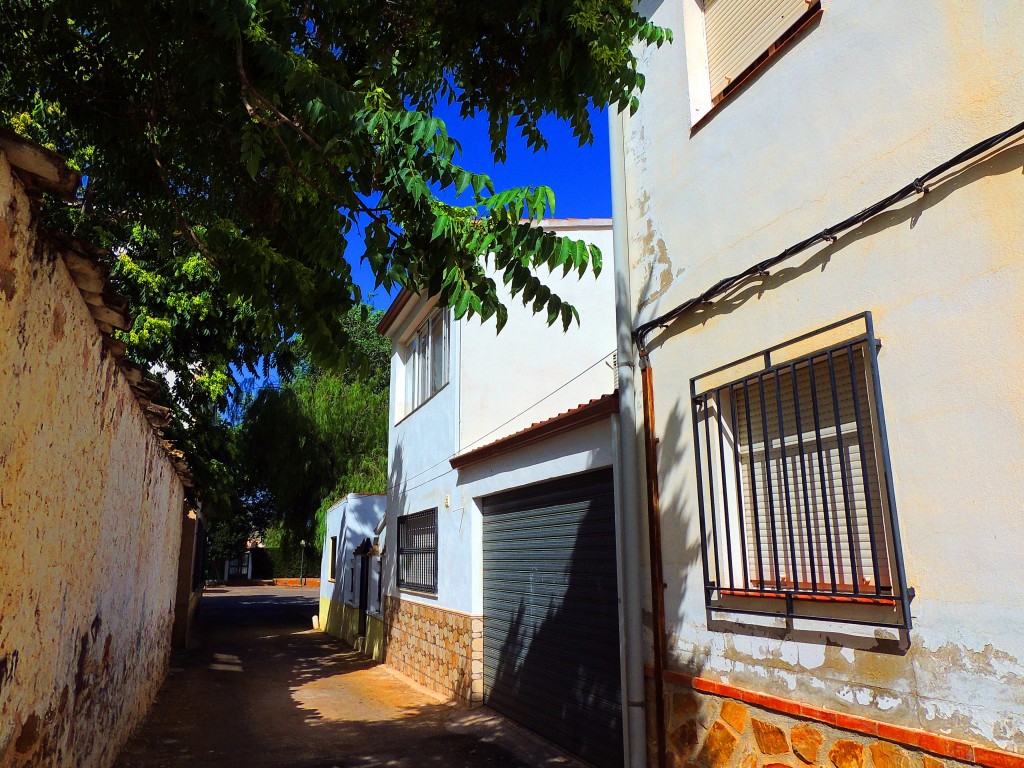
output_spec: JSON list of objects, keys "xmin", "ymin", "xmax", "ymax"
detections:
[{"xmin": 115, "ymin": 586, "xmax": 586, "ymax": 768}]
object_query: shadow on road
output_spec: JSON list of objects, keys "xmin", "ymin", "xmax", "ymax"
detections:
[{"xmin": 115, "ymin": 587, "xmax": 583, "ymax": 768}]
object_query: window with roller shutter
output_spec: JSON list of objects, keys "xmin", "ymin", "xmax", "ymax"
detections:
[
  {"xmin": 690, "ymin": 313, "xmax": 912, "ymax": 629},
  {"xmin": 700, "ymin": 0, "xmax": 821, "ymax": 105}
]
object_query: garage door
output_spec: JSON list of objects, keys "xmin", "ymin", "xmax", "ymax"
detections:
[{"xmin": 482, "ymin": 468, "xmax": 623, "ymax": 768}]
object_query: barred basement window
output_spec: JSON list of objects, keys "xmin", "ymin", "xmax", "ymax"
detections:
[
  {"xmin": 690, "ymin": 313, "xmax": 912, "ymax": 629},
  {"xmin": 397, "ymin": 509, "xmax": 438, "ymax": 594}
]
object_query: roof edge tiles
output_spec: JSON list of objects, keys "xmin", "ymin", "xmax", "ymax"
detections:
[
  {"xmin": 449, "ymin": 392, "xmax": 619, "ymax": 470},
  {"xmin": 376, "ymin": 288, "xmax": 412, "ymax": 335}
]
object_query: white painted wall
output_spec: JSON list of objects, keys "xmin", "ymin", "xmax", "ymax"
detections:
[
  {"xmin": 319, "ymin": 493, "xmax": 385, "ymax": 609},
  {"xmin": 619, "ymin": 0, "xmax": 1024, "ymax": 751},
  {"xmin": 383, "ymin": 220, "xmax": 618, "ymax": 618},
  {"xmin": 460, "ymin": 220, "xmax": 617, "ymax": 451}
]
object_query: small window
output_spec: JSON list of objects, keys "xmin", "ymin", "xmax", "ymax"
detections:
[
  {"xmin": 405, "ymin": 310, "xmax": 449, "ymax": 414},
  {"xmin": 691, "ymin": 314, "xmax": 911, "ymax": 629},
  {"xmin": 397, "ymin": 509, "xmax": 438, "ymax": 594},
  {"xmin": 329, "ymin": 536, "xmax": 338, "ymax": 581}
]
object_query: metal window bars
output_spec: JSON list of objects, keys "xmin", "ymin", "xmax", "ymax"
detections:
[
  {"xmin": 690, "ymin": 313, "xmax": 912, "ymax": 629},
  {"xmin": 397, "ymin": 508, "xmax": 438, "ymax": 593}
]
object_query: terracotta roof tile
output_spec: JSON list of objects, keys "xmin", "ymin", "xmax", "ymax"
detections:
[{"xmin": 450, "ymin": 392, "xmax": 618, "ymax": 469}]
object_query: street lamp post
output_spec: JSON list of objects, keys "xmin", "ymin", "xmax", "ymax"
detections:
[{"xmin": 299, "ymin": 539, "xmax": 306, "ymax": 587}]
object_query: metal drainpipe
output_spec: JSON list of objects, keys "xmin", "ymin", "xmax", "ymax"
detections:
[
  {"xmin": 638, "ymin": 343, "xmax": 668, "ymax": 768},
  {"xmin": 609, "ymin": 106, "xmax": 662, "ymax": 768}
]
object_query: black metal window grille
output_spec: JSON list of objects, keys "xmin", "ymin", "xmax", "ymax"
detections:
[
  {"xmin": 690, "ymin": 313, "xmax": 912, "ymax": 629},
  {"xmin": 329, "ymin": 536, "xmax": 338, "ymax": 581},
  {"xmin": 397, "ymin": 509, "xmax": 438, "ymax": 593}
]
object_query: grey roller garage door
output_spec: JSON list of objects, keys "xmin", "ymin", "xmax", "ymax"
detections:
[{"xmin": 482, "ymin": 468, "xmax": 623, "ymax": 768}]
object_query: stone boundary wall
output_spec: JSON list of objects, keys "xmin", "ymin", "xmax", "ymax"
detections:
[
  {"xmin": 651, "ymin": 674, "xmax": 1023, "ymax": 768},
  {"xmin": 384, "ymin": 596, "xmax": 483, "ymax": 704},
  {"xmin": 0, "ymin": 145, "xmax": 186, "ymax": 767}
]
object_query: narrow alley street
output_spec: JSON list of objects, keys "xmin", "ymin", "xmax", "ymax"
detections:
[{"xmin": 115, "ymin": 587, "xmax": 586, "ymax": 768}]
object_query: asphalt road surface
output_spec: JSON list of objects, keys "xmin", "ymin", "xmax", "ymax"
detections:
[{"xmin": 115, "ymin": 586, "xmax": 586, "ymax": 768}]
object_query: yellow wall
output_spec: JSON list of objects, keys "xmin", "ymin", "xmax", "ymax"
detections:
[
  {"xmin": 623, "ymin": 0, "xmax": 1024, "ymax": 750},
  {"xmin": 0, "ymin": 149, "xmax": 186, "ymax": 766}
]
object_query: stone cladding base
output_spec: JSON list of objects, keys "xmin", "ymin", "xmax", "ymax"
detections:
[
  {"xmin": 384, "ymin": 596, "xmax": 483, "ymax": 704},
  {"xmin": 651, "ymin": 678, "xmax": 987, "ymax": 768}
]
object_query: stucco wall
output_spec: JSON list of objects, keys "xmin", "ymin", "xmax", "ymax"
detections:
[
  {"xmin": 383, "ymin": 221, "xmax": 618, "ymax": 620},
  {"xmin": 319, "ymin": 493, "xmax": 385, "ymax": 642},
  {"xmin": 621, "ymin": 0, "xmax": 1024, "ymax": 753},
  {"xmin": 459, "ymin": 220, "xmax": 617, "ymax": 449},
  {"xmin": 0, "ymin": 150, "xmax": 186, "ymax": 767}
]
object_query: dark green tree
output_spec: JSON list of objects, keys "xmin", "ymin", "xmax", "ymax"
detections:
[
  {"xmin": 1, "ymin": 1, "xmax": 668, "ymax": 512},
  {"xmin": 2, "ymin": 0, "xmax": 668, "ymax": 358}
]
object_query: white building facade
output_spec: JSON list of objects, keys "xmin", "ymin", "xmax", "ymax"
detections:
[
  {"xmin": 318, "ymin": 493, "xmax": 386, "ymax": 652},
  {"xmin": 379, "ymin": 220, "xmax": 633, "ymax": 767},
  {"xmin": 611, "ymin": 3, "xmax": 1024, "ymax": 768}
]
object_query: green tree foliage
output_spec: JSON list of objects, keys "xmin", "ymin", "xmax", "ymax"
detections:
[
  {"xmin": 2, "ymin": 0, "xmax": 668, "ymax": 361},
  {"xmin": 1, "ymin": 1, "xmax": 668, "ymax": 513},
  {"xmin": 204, "ymin": 304, "xmax": 389, "ymax": 560},
  {"xmin": 238, "ymin": 357, "xmax": 389, "ymax": 554}
]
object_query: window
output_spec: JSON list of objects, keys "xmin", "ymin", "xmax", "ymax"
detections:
[
  {"xmin": 397, "ymin": 509, "xmax": 438, "ymax": 594},
  {"xmin": 404, "ymin": 310, "xmax": 449, "ymax": 413},
  {"xmin": 691, "ymin": 314, "xmax": 911, "ymax": 629},
  {"xmin": 329, "ymin": 536, "xmax": 338, "ymax": 581},
  {"xmin": 683, "ymin": 0, "xmax": 821, "ymax": 125}
]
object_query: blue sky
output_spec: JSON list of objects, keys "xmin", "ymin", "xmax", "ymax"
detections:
[{"xmin": 349, "ymin": 105, "xmax": 613, "ymax": 310}]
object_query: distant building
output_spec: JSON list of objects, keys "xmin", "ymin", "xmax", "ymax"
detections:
[{"xmin": 318, "ymin": 493, "xmax": 386, "ymax": 654}]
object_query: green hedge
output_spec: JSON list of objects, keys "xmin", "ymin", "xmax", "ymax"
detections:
[{"xmin": 251, "ymin": 546, "xmax": 321, "ymax": 579}]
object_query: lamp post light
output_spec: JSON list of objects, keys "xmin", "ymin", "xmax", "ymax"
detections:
[{"xmin": 299, "ymin": 539, "xmax": 306, "ymax": 587}]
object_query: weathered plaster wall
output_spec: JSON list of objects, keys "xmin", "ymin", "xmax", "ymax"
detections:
[
  {"xmin": 0, "ymin": 150, "xmax": 185, "ymax": 766},
  {"xmin": 621, "ymin": 0, "xmax": 1024, "ymax": 753}
]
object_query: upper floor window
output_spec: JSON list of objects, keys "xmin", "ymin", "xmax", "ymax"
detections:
[
  {"xmin": 404, "ymin": 309, "xmax": 449, "ymax": 413},
  {"xmin": 684, "ymin": 0, "xmax": 821, "ymax": 125},
  {"xmin": 690, "ymin": 314, "xmax": 912, "ymax": 630}
]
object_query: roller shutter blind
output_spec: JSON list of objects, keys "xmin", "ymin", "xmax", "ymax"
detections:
[
  {"xmin": 482, "ymin": 470, "xmax": 623, "ymax": 768},
  {"xmin": 704, "ymin": 0, "xmax": 810, "ymax": 97},
  {"xmin": 732, "ymin": 346, "xmax": 891, "ymax": 594}
]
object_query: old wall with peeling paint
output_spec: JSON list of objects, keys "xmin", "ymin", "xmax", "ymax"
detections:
[
  {"xmin": 620, "ymin": 0, "xmax": 1024, "ymax": 754},
  {"xmin": 0, "ymin": 149, "xmax": 185, "ymax": 766}
]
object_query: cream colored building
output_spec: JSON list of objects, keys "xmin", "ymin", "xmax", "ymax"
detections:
[{"xmin": 610, "ymin": 2, "xmax": 1024, "ymax": 768}]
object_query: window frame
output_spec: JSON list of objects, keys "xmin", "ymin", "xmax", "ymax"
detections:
[
  {"xmin": 328, "ymin": 536, "xmax": 338, "ymax": 582},
  {"xmin": 396, "ymin": 508, "xmax": 439, "ymax": 595},
  {"xmin": 402, "ymin": 309, "xmax": 450, "ymax": 417},
  {"xmin": 689, "ymin": 312, "xmax": 912, "ymax": 630}
]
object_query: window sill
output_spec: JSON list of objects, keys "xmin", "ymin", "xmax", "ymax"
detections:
[
  {"xmin": 718, "ymin": 588, "xmax": 897, "ymax": 607},
  {"xmin": 398, "ymin": 587, "xmax": 438, "ymax": 599},
  {"xmin": 394, "ymin": 381, "xmax": 450, "ymax": 427}
]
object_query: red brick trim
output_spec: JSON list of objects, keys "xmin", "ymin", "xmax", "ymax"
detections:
[
  {"xmin": 449, "ymin": 393, "xmax": 619, "ymax": 469},
  {"xmin": 645, "ymin": 666, "xmax": 1024, "ymax": 768}
]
